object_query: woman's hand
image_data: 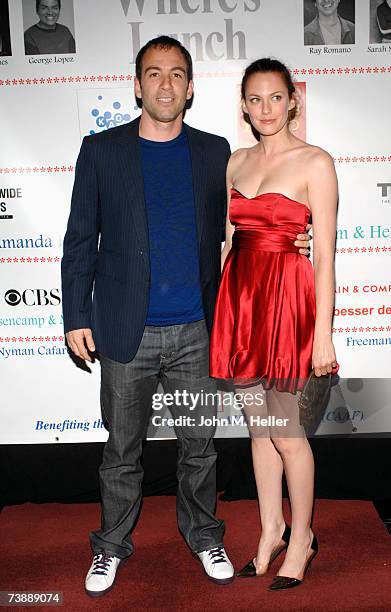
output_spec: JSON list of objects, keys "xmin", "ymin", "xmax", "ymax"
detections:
[{"xmin": 312, "ymin": 336, "xmax": 337, "ymax": 377}]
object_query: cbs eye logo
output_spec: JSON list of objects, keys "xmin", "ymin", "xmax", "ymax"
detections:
[
  {"xmin": 4, "ymin": 288, "xmax": 61, "ymax": 307},
  {"xmin": 5, "ymin": 289, "xmax": 22, "ymax": 306}
]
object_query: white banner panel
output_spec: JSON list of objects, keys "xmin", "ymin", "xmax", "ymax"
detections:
[{"xmin": 0, "ymin": 0, "xmax": 390, "ymax": 443}]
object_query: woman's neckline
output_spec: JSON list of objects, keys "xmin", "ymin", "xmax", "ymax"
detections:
[{"xmin": 231, "ymin": 187, "xmax": 311, "ymax": 212}]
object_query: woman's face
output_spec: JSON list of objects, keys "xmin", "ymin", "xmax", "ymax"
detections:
[
  {"xmin": 37, "ymin": 0, "xmax": 60, "ymax": 28},
  {"xmin": 242, "ymin": 71, "xmax": 295, "ymax": 137}
]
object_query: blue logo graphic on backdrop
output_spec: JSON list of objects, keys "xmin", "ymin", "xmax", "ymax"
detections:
[{"xmin": 89, "ymin": 97, "xmax": 133, "ymax": 134}]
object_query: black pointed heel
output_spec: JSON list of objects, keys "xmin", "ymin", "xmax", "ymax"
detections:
[
  {"xmin": 268, "ymin": 533, "xmax": 318, "ymax": 591},
  {"xmin": 237, "ymin": 525, "xmax": 291, "ymax": 578}
]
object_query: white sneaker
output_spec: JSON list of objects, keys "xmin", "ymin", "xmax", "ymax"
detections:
[
  {"xmin": 197, "ymin": 546, "xmax": 234, "ymax": 584},
  {"xmin": 85, "ymin": 552, "xmax": 122, "ymax": 597}
]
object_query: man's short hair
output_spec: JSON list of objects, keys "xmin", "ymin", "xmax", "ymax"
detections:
[
  {"xmin": 36, "ymin": 0, "xmax": 61, "ymax": 12},
  {"xmin": 135, "ymin": 36, "xmax": 193, "ymax": 83}
]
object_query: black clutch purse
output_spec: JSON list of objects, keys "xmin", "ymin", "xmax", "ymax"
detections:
[{"xmin": 298, "ymin": 370, "xmax": 332, "ymax": 436}]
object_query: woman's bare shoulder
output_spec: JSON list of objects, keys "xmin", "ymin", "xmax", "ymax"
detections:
[
  {"xmin": 299, "ymin": 142, "xmax": 334, "ymax": 166},
  {"xmin": 227, "ymin": 147, "xmax": 251, "ymax": 176},
  {"xmin": 229, "ymin": 147, "xmax": 252, "ymax": 163},
  {"xmin": 299, "ymin": 145, "xmax": 338, "ymax": 201}
]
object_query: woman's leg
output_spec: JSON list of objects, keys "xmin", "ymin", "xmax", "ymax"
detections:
[
  {"xmin": 267, "ymin": 388, "xmax": 315, "ymax": 578},
  {"xmin": 241, "ymin": 384, "xmax": 286, "ymax": 571}
]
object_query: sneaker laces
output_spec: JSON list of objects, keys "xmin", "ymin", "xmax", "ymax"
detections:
[
  {"xmin": 91, "ymin": 552, "xmax": 116, "ymax": 575},
  {"xmin": 207, "ymin": 546, "xmax": 227, "ymax": 564}
]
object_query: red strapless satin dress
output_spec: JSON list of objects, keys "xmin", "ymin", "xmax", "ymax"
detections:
[{"xmin": 210, "ymin": 189, "xmax": 315, "ymax": 393}]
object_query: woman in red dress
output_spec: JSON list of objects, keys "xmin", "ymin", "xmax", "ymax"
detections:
[{"xmin": 210, "ymin": 58, "xmax": 338, "ymax": 590}]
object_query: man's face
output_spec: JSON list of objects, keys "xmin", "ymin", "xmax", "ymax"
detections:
[
  {"xmin": 134, "ymin": 46, "xmax": 193, "ymax": 125},
  {"xmin": 315, "ymin": 0, "xmax": 340, "ymax": 18},
  {"xmin": 37, "ymin": 0, "xmax": 60, "ymax": 27}
]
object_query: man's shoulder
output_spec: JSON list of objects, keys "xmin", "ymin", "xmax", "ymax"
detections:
[
  {"xmin": 184, "ymin": 123, "xmax": 230, "ymax": 150},
  {"xmin": 83, "ymin": 119, "xmax": 138, "ymax": 146},
  {"xmin": 304, "ymin": 17, "xmax": 319, "ymax": 34},
  {"xmin": 56, "ymin": 23, "xmax": 73, "ymax": 35},
  {"xmin": 24, "ymin": 24, "xmax": 39, "ymax": 37},
  {"xmin": 339, "ymin": 16, "xmax": 355, "ymax": 31}
]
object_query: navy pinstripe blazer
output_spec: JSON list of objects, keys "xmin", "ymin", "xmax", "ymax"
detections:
[{"xmin": 61, "ymin": 117, "xmax": 231, "ymax": 363}]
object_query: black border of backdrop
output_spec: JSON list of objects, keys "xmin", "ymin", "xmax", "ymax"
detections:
[
  {"xmin": 2, "ymin": 437, "xmax": 391, "ymax": 507},
  {"xmin": 0, "ymin": 0, "xmax": 12, "ymax": 57}
]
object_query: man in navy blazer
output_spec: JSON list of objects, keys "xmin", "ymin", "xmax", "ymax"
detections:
[
  {"xmin": 61, "ymin": 91, "xmax": 228, "ymax": 368},
  {"xmin": 62, "ymin": 36, "xmax": 310, "ymax": 597}
]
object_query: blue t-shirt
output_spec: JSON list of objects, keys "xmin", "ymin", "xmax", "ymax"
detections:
[{"xmin": 139, "ymin": 130, "xmax": 204, "ymax": 326}]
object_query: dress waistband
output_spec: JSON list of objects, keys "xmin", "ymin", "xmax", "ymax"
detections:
[{"xmin": 232, "ymin": 229, "xmax": 299, "ymax": 253}]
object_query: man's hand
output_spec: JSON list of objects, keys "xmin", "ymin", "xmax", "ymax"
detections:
[
  {"xmin": 66, "ymin": 328, "xmax": 96, "ymax": 362},
  {"xmin": 294, "ymin": 223, "xmax": 312, "ymax": 256}
]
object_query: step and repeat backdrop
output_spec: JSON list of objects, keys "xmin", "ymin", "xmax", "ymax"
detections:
[{"xmin": 0, "ymin": 0, "xmax": 390, "ymax": 443}]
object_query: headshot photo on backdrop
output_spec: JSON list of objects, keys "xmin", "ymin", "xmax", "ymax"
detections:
[
  {"xmin": 23, "ymin": 0, "xmax": 76, "ymax": 55},
  {"xmin": 61, "ymin": 35, "xmax": 312, "ymax": 597},
  {"xmin": 370, "ymin": 0, "xmax": 391, "ymax": 43},
  {"xmin": 0, "ymin": 0, "xmax": 12, "ymax": 56},
  {"xmin": 304, "ymin": 0, "xmax": 355, "ymax": 45}
]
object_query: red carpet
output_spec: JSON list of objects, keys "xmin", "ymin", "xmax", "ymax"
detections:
[{"xmin": 2, "ymin": 498, "xmax": 390, "ymax": 611}]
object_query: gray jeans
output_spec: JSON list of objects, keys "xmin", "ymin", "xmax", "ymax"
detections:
[{"xmin": 90, "ymin": 319, "xmax": 225, "ymax": 558}]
